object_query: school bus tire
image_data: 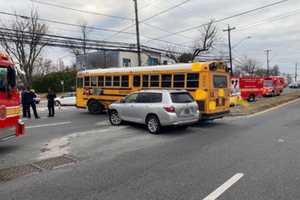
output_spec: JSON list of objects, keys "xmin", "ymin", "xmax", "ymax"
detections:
[{"xmin": 87, "ymin": 100, "xmax": 103, "ymax": 114}]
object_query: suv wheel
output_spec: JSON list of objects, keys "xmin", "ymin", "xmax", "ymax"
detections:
[
  {"xmin": 109, "ymin": 110, "xmax": 122, "ymax": 125},
  {"xmin": 146, "ymin": 115, "xmax": 161, "ymax": 134}
]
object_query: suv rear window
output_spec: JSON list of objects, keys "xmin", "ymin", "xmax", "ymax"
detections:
[
  {"xmin": 171, "ymin": 92, "xmax": 194, "ymax": 103},
  {"xmin": 137, "ymin": 93, "xmax": 162, "ymax": 103}
]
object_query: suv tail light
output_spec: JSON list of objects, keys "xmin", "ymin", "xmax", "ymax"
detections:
[
  {"xmin": 0, "ymin": 105, "xmax": 7, "ymax": 120},
  {"xmin": 164, "ymin": 106, "xmax": 176, "ymax": 113}
]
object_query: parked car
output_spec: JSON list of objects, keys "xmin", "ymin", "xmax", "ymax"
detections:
[
  {"xmin": 55, "ymin": 92, "xmax": 76, "ymax": 106},
  {"xmin": 289, "ymin": 82, "xmax": 300, "ymax": 88},
  {"xmin": 108, "ymin": 90, "xmax": 200, "ymax": 134}
]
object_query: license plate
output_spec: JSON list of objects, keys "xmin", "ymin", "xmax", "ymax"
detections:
[{"xmin": 184, "ymin": 108, "xmax": 190, "ymax": 115}]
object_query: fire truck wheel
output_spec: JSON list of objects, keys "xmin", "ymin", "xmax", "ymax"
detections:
[
  {"xmin": 88, "ymin": 100, "xmax": 103, "ymax": 114},
  {"xmin": 248, "ymin": 95, "xmax": 256, "ymax": 102}
]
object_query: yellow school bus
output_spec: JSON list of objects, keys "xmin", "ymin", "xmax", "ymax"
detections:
[{"xmin": 76, "ymin": 61, "xmax": 230, "ymax": 120}]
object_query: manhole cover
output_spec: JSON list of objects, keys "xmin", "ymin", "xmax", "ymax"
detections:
[
  {"xmin": 0, "ymin": 164, "xmax": 41, "ymax": 182},
  {"xmin": 0, "ymin": 155, "xmax": 78, "ymax": 183},
  {"xmin": 33, "ymin": 155, "xmax": 77, "ymax": 170}
]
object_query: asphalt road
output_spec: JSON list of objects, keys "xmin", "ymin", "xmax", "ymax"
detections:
[{"xmin": 1, "ymin": 100, "xmax": 300, "ymax": 200}]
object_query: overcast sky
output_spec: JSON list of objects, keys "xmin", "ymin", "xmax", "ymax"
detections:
[{"xmin": 0, "ymin": 0, "xmax": 299, "ymax": 74}]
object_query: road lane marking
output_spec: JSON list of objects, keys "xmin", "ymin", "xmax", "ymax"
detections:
[
  {"xmin": 27, "ymin": 121, "xmax": 72, "ymax": 129},
  {"xmin": 202, "ymin": 173, "xmax": 244, "ymax": 200}
]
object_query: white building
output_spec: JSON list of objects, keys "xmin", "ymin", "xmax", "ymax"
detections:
[{"xmin": 76, "ymin": 49, "xmax": 176, "ymax": 70}]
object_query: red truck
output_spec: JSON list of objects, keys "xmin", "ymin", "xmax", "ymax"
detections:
[
  {"xmin": 237, "ymin": 76, "xmax": 287, "ymax": 102},
  {"xmin": 239, "ymin": 76, "xmax": 264, "ymax": 102},
  {"xmin": 0, "ymin": 53, "xmax": 25, "ymax": 141},
  {"xmin": 262, "ymin": 76, "xmax": 286, "ymax": 97}
]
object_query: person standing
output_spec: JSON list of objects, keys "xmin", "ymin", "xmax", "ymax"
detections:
[
  {"xmin": 29, "ymin": 89, "xmax": 40, "ymax": 119},
  {"xmin": 47, "ymin": 88, "xmax": 56, "ymax": 117},
  {"xmin": 20, "ymin": 87, "xmax": 27, "ymax": 118},
  {"xmin": 23, "ymin": 88, "xmax": 31, "ymax": 118}
]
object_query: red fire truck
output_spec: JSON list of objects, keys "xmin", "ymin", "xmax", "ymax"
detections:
[
  {"xmin": 0, "ymin": 53, "xmax": 25, "ymax": 141},
  {"xmin": 239, "ymin": 76, "xmax": 264, "ymax": 102},
  {"xmin": 262, "ymin": 76, "xmax": 286, "ymax": 97}
]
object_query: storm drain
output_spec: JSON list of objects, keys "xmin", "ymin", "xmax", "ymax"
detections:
[{"xmin": 0, "ymin": 155, "xmax": 77, "ymax": 183}]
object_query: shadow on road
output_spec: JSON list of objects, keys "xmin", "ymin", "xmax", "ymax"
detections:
[{"xmin": 0, "ymin": 144, "xmax": 20, "ymax": 155}]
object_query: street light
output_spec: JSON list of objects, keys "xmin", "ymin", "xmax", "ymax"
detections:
[{"xmin": 232, "ymin": 36, "xmax": 252, "ymax": 49}]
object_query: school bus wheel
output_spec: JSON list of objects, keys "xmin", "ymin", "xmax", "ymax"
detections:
[{"xmin": 87, "ymin": 100, "xmax": 103, "ymax": 114}]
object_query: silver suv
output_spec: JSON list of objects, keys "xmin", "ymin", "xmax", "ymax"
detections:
[{"xmin": 108, "ymin": 90, "xmax": 200, "ymax": 134}]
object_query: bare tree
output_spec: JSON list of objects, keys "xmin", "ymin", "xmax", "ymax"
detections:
[
  {"xmin": 33, "ymin": 57, "xmax": 53, "ymax": 76},
  {"xmin": 236, "ymin": 56, "xmax": 260, "ymax": 75},
  {"xmin": 0, "ymin": 9, "xmax": 47, "ymax": 86},
  {"xmin": 193, "ymin": 20, "xmax": 218, "ymax": 60},
  {"xmin": 70, "ymin": 21, "xmax": 91, "ymax": 68}
]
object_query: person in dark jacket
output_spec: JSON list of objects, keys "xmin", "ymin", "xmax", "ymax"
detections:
[
  {"xmin": 29, "ymin": 89, "xmax": 40, "ymax": 119},
  {"xmin": 47, "ymin": 88, "xmax": 56, "ymax": 117},
  {"xmin": 23, "ymin": 88, "xmax": 32, "ymax": 118},
  {"xmin": 21, "ymin": 87, "xmax": 27, "ymax": 118},
  {"xmin": 24, "ymin": 87, "xmax": 39, "ymax": 119}
]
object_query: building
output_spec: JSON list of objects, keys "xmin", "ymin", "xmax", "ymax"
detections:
[{"xmin": 76, "ymin": 48, "xmax": 176, "ymax": 70}]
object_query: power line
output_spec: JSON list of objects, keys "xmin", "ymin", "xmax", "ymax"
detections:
[
  {"xmin": 238, "ymin": 8, "xmax": 300, "ymax": 31},
  {"xmin": 0, "ymin": 11, "xmax": 194, "ymax": 49},
  {"xmin": 0, "ymin": 27, "xmax": 184, "ymax": 55},
  {"xmin": 105, "ymin": 0, "xmax": 194, "ymax": 41},
  {"xmin": 0, "ymin": 11, "xmax": 136, "ymax": 35},
  {"xmin": 30, "ymin": 0, "xmax": 133, "ymax": 21},
  {"xmin": 142, "ymin": 22, "xmax": 194, "ymax": 40},
  {"xmin": 145, "ymin": 0, "xmax": 289, "ymax": 43},
  {"xmin": 141, "ymin": 0, "xmax": 193, "ymax": 22}
]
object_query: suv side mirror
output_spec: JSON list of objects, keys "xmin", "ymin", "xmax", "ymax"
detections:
[{"xmin": 120, "ymin": 99, "xmax": 125, "ymax": 103}]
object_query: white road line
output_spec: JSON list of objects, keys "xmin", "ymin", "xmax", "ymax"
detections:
[
  {"xmin": 27, "ymin": 121, "xmax": 72, "ymax": 129},
  {"xmin": 202, "ymin": 173, "xmax": 244, "ymax": 200}
]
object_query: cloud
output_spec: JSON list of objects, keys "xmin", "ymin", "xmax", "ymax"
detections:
[{"xmin": 0, "ymin": 0, "xmax": 299, "ymax": 73}]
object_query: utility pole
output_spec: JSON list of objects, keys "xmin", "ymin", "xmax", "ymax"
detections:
[
  {"xmin": 295, "ymin": 63, "xmax": 298, "ymax": 82},
  {"xmin": 223, "ymin": 24, "xmax": 236, "ymax": 76},
  {"xmin": 265, "ymin": 49, "xmax": 271, "ymax": 76},
  {"xmin": 133, "ymin": 0, "xmax": 142, "ymax": 66}
]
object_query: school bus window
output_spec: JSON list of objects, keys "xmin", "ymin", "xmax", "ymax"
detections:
[
  {"xmin": 133, "ymin": 75, "xmax": 141, "ymax": 87},
  {"xmin": 187, "ymin": 73, "xmax": 199, "ymax": 88},
  {"xmin": 213, "ymin": 75, "xmax": 227, "ymax": 88},
  {"xmin": 91, "ymin": 76, "xmax": 97, "ymax": 87},
  {"xmin": 98, "ymin": 76, "xmax": 104, "ymax": 87},
  {"xmin": 84, "ymin": 76, "xmax": 90, "ymax": 87},
  {"xmin": 113, "ymin": 76, "xmax": 120, "ymax": 87},
  {"xmin": 121, "ymin": 75, "xmax": 129, "ymax": 87},
  {"xmin": 105, "ymin": 76, "xmax": 112, "ymax": 87},
  {"xmin": 77, "ymin": 78, "xmax": 83, "ymax": 88},
  {"xmin": 173, "ymin": 74, "xmax": 185, "ymax": 88},
  {"xmin": 150, "ymin": 75, "xmax": 160, "ymax": 87},
  {"xmin": 162, "ymin": 74, "xmax": 172, "ymax": 88},
  {"xmin": 143, "ymin": 75, "xmax": 149, "ymax": 88}
]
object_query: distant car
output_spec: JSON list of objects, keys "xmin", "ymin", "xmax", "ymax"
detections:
[
  {"xmin": 108, "ymin": 90, "xmax": 200, "ymax": 134},
  {"xmin": 55, "ymin": 92, "xmax": 76, "ymax": 106},
  {"xmin": 289, "ymin": 82, "xmax": 300, "ymax": 88}
]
